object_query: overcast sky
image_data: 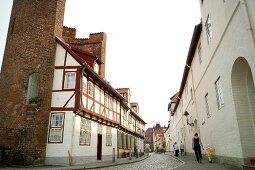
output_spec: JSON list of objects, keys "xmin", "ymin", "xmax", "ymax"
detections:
[{"xmin": 0, "ymin": 0, "xmax": 201, "ymax": 129}]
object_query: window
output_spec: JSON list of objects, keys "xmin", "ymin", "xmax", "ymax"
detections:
[
  {"xmin": 82, "ymin": 76, "xmax": 87, "ymax": 93},
  {"xmin": 198, "ymin": 42, "xmax": 202, "ymax": 64},
  {"xmin": 190, "ymin": 88, "xmax": 193, "ymax": 100},
  {"xmin": 106, "ymin": 126, "xmax": 112, "ymax": 146},
  {"xmin": 48, "ymin": 113, "xmax": 64, "ymax": 143},
  {"xmin": 88, "ymin": 81, "xmax": 94, "ymax": 97},
  {"xmin": 105, "ymin": 94, "xmax": 108, "ymax": 107},
  {"xmin": 123, "ymin": 109, "xmax": 127, "ymax": 120},
  {"xmin": 79, "ymin": 118, "xmax": 91, "ymax": 145},
  {"xmin": 26, "ymin": 73, "xmax": 39, "ymax": 104},
  {"xmin": 205, "ymin": 93, "xmax": 211, "ymax": 117},
  {"xmin": 122, "ymin": 133, "xmax": 126, "ymax": 149},
  {"xmin": 118, "ymin": 132, "xmax": 122, "ymax": 148},
  {"xmin": 205, "ymin": 15, "xmax": 213, "ymax": 43},
  {"xmin": 109, "ymin": 97, "xmax": 113, "ymax": 110},
  {"xmin": 64, "ymin": 72, "xmax": 76, "ymax": 89},
  {"xmin": 215, "ymin": 77, "xmax": 224, "ymax": 109},
  {"xmin": 128, "ymin": 114, "xmax": 132, "ymax": 124},
  {"xmin": 94, "ymin": 62, "xmax": 99, "ymax": 74},
  {"xmin": 126, "ymin": 134, "xmax": 129, "ymax": 149}
]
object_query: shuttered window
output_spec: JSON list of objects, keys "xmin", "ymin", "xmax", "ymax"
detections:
[
  {"xmin": 79, "ymin": 118, "xmax": 91, "ymax": 145},
  {"xmin": 48, "ymin": 113, "xmax": 64, "ymax": 143}
]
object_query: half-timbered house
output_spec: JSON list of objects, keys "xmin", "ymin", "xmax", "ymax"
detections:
[
  {"xmin": 0, "ymin": 0, "xmax": 146, "ymax": 165},
  {"xmin": 116, "ymin": 88, "xmax": 146, "ymax": 158},
  {"xmin": 45, "ymin": 37, "xmax": 124, "ymax": 165}
]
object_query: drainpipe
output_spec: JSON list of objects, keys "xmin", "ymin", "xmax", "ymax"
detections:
[
  {"xmin": 69, "ymin": 64, "xmax": 86, "ymax": 165},
  {"xmin": 240, "ymin": 0, "xmax": 255, "ymax": 49}
]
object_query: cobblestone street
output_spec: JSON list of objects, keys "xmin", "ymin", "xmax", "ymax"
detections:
[{"xmin": 95, "ymin": 153, "xmax": 182, "ymax": 170}]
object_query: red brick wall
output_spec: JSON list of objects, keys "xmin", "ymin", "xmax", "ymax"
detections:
[
  {"xmin": 62, "ymin": 28, "xmax": 107, "ymax": 78},
  {"xmin": 0, "ymin": 0, "xmax": 66, "ymax": 161}
]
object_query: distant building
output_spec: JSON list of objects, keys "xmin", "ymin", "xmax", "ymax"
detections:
[
  {"xmin": 144, "ymin": 128, "xmax": 154, "ymax": 152},
  {"xmin": 153, "ymin": 123, "xmax": 165, "ymax": 152},
  {"xmin": 115, "ymin": 88, "xmax": 146, "ymax": 158}
]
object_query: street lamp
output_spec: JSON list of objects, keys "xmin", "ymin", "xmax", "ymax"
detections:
[{"xmin": 184, "ymin": 111, "xmax": 194, "ymax": 126}]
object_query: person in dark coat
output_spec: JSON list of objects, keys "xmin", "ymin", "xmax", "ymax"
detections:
[{"xmin": 192, "ymin": 133, "xmax": 204, "ymax": 163}]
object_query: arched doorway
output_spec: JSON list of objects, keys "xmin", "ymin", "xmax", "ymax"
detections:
[{"xmin": 231, "ymin": 57, "xmax": 255, "ymax": 160}]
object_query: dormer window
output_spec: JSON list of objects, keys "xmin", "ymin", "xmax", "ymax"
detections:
[{"xmin": 94, "ymin": 62, "xmax": 99, "ymax": 74}]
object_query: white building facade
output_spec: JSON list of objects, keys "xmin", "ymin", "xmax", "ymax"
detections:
[{"xmin": 169, "ymin": 0, "xmax": 255, "ymax": 168}]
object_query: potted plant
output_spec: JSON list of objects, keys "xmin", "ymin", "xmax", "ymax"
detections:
[{"xmin": 29, "ymin": 97, "xmax": 39, "ymax": 104}]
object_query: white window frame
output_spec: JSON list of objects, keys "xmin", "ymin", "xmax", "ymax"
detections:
[
  {"xmin": 205, "ymin": 93, "xmax": 211, "ymax": 118},
  {"xmin": 106, "ymin": 126, "xmax": 112, "ymax": 146},
  {"xmin": 48, "ymin": 112, "xmax": 64, "ymax": 143},
  {"xmin": 64, "ymin": 72, "xmax": 76, "ymax": 89},
  {"xmin": 215, "ymin": 77, "xmax": 225, "ymax": 109},
  {"xmin": 79, "ymin": 118, "xmax": 91, "ymax": 145},
  {"xmin": 205, "ymin": 15, "xmax": 213, "ymax": 43}
]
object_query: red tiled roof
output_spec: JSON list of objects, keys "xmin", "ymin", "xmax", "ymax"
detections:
[{"xmin": 170, "ymin": 92, "xmax": 179, "ymax": 103}]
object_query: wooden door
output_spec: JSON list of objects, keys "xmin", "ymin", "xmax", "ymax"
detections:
[{"xmin": 97, "ymin": 134, "xmax": 102, "ymax": 160}]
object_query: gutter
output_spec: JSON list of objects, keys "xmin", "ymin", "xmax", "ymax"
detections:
[{"xmin": 173, "ymin": 23, "xmax": 202, "ymax": 113}]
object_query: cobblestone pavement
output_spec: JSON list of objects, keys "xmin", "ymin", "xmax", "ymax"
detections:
[{"xmin": 95, "ymin": 153, "xmax": 183, "ymax": 170}]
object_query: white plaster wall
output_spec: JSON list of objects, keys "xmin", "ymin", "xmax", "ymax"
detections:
[
  {"xmin": 95, "ymin": 85, "xmax": 100, "ymax": 102},
  {"xmin": 88, "ymin": 99, "xmax": 93, "ymax": 111},
  {"xmin": 95, "ymin": 102, "xmax": 99, "ymax": 114},
  {"xmin": 55, "ymin": 44, "xmax": 65, "ymax": 66},
  {"xmin": 46, "ymin": 111, "xmax": 73, "ymax": 157},
  {"xmin": 66, "ymin": 53, "xmax": 80, "ymax": 66},
  {"xmin": 194, "ymin": 1, "xmax": 255, "ymax": 159},
  {"xmin": 51, "ymin": 91, "xmax": 75, "ymax": 107},
  {"xmin": 52, "ymin": 69, "xmax": 63, "ymax": 90},
  {"xmin": 71, "ymin": 116, "xmax": 117, "ymax": 158},
  {"xmin": 82, "ymin": 95, "xmax": 87, "ymax": 109},
  {"xmin": 102, "ymin": 127, "xmax": 118, "ymax": 156}
]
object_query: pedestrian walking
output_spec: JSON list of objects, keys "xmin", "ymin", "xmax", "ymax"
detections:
[
  {"xmin": 180, "ymin": 141, "xmax": 185, "ymax": 156},
  {"xmin": 173, "ymin": 142, "xmax": 179, "ymax": 156},
  {"xmin": 192, "ymin": 133, "xmax": 204, "ymax": 163}
]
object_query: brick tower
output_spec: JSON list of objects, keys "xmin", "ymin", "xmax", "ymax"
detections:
[
  {"xmin": 0, "ymin": 0, "xmax": 66, "ymax": 161},
  {"xmin": 62, "ymin": 27, "xmax": 107, "ymax": 78}
]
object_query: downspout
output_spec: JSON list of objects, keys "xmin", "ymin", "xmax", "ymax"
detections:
[
  {"xmin": 69, "ymin": 64, "xmax": 86, "ymax": 166},
  {"xmin": 240, "ymin": 0, "xmax": 255, "ymax": 49}
]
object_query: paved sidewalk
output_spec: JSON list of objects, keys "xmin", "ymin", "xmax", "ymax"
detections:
[
  {"xmin": 165, "ymin": 152, "xmax": 239, "ymax": 170},
  {"xmin": 2, "ymin": 154, "xmax": 150, "ymax": 170}
]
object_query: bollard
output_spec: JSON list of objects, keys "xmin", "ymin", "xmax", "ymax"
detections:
[
  {"xmin": 129, "ymin": 149, "xmax": 132, "ymax": 160},
  {"xmin": 112, "ymin": 148, "xmax": 115, "ymax": 163}
]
